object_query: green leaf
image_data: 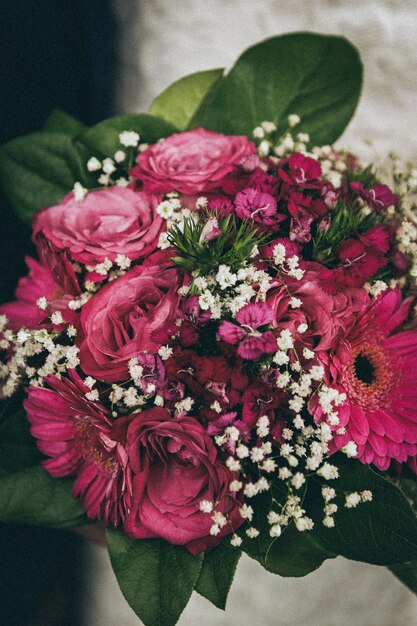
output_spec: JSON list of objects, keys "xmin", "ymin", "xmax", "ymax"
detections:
[
  {"xmin": 195, "ymin": 543, "xmax": 241, "ymax": 609},
  {"xmin": 389, "ymin": 561, "xmax": 417, "ymax": 596},
  {"xmin": 42, "ymin": 109, "xmax": 87, "ymax": 135},
  {"xmin": 149, "ymin": 69, "xmax": 224, "ymax": 130},
  {"xmin": 106, "ymin": 529, "xmax": 203, "ymax": 626},
  {"xmin": 0, "ymin": 400, "xmax": 42, "ymax": 471},
  {"xmin": 0, "ymin": 465, "xmax": 87, "ymax": 527},
  {"xmin": 191, "ymin": 32, "xmax": 362, "ymax": 145},
  {"xmin": 0, "ymin": 131, "xmax": 89, "ymax": 224},
  {"xmin": 78, "ymin": 113, "xmax": 178, "ymax": 158},
  {"xmin": 239, "ymin": 487, "xmax": 334, "ymax": 577},
  {"xmin": 305, "ymin": 458, "xmax": 417, "ymax": 566}
]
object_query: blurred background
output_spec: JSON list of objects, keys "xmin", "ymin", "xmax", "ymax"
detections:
[{"xmin": 1, "ymin": 1, "xmax": 417, "ymax": 624}]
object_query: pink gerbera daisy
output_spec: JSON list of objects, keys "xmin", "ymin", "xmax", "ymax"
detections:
[
  {"xmin": 24, "ymin": 370, "xmax": 131, "ymax": 525},
  {"xmin": 312, "ymin": 288, "xmax": 417, "ymax": 470}
]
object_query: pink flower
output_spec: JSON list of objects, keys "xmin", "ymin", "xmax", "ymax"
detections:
[
  {"xmin": 312, "ymin": 289, "xmax": 417, "ymax": 470},
  {"xmin": 130, "ymin": 128, "xmax": 257, "ymax": 194},
  {"xmin": 266, "ymin": 263, "xmax": 369, "ymax": 351},
  {"xmin": 0, "ymin": 256, "xmax": 72, "ymax": 330},
  {"xmin": 79, "ymin": 251, "xmax": 179, "ymax": 382},
  {"xmin": 33, "ymin": 187, "xmax": 163, "ymax": 266},
  {"xmin": 278, "ymin": 153, "xmax": 322, "ymax": 188},
  {"xmin": 199, "ymin": 216, "xmax": 222, "ymax": 242},
  {"xmin": 350, "ymin": 181, "xmax": 398, "ymax": 211},
  {"xmin": 123, "ymin": 408, "xmax": 243, "ymax": 554},
  {"xmin": 24, "ymin": 371, "xmax": 131, "ymax": 525},
  {"xmin": 234, "ymin": 188, "xmax": 285, "ymax": 228},
  {"xmin": 218, "ymin": 303, "xmax": 277, "ymax": 360}
]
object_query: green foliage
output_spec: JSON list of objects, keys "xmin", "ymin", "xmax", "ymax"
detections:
[
  {"xmin": 191, "ymin": 33, "xmax": 362, "ymax": 146},
  {"xmin": 0, "ymin": 398, "xmax": 88, "ymax": 527},
  {"xmin": 195, "ymin": 544, "xmax": 241, "ymax": 609},
  {"xmin": 168, "ymin": 214, "xmax": 263, "ymax": 275},
  {"xmin": 303, "ymin": 458, "xmax": 417, "ymax": 566},
  {"xmin": 149, "ymin": 69, "xmax": 224, "ymax": 130},
  {"xmin": 313, "ymin": 199, "xmax": 380, "ymax": 264},
  {"xmin": 42, "ymin": 109, "xmax": 87, "ymax": 135},
  {"xmin": 78, "ymin": 113, "xmax": 177, "ymax": 159},
  {"xmin": 0, "ymin": 130, "xmax": 90, "ymax": 224},
  {"xmin": 239, "ymin": 486, "xmax": 335, "ymax": 577},
  {"xmin": 106, "ymin": 529, "xmax": 203, "ymax": 626}
]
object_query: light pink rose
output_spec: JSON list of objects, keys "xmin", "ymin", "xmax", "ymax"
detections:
[
  {"xmin": 33, "ymin": 187, "xmax": 163, "ymax": 266},
  {"xmin": 130, "ymin": 128, "xmax": 257, "ymax": 194},
  {"xmin": 122, "ymin": 408, "xmax": 243, "ymax": 554},
  {"xmin": 266, "ymin": 263, "xmax": 369, "ymax": 351},
  {"xmin": 78, "ymin": 251, "xmax": 179, "ymax": 382}
]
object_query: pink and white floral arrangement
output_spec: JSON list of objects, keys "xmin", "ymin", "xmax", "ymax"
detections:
[{"xmin": 1, "ymin": 33, "xmax": 417, "ymax": 625}]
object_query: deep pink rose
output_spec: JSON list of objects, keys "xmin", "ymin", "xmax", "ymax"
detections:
[
  {"xmin": 123, "ymin": 408, "xmax": 243, "ymax": 554},
  {"xmin": 33, "ymin": 187, "xmax": 163, "ymax": 265},
  {"xmin": 79, "ymin": 251, "xmax": 179, "ymax": 382},
  {"xmin": 266, "ymin": 263, "xmax": 369, "ymax": 351},
  {"xmin": 130, "ymin": 128, "xmax": 257, "ymax": 194}
]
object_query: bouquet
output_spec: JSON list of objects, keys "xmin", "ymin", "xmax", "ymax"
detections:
[{"xmin": 1, "ymin": 33, "xmax": 417, "ymax": 625}]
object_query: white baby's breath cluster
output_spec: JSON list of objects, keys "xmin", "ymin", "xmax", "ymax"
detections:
[{"xmin": 0, "ymin": 314, "xmax": 79, "ymax": 396}]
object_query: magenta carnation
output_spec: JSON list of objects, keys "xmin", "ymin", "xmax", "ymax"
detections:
[
  {"xmin": 313, "ymin": 289, "xmax": 417, "ymax": 470},
  {"xmin": 24, "ymin": 371, "xmax": 131, "ymax": 525},
  {"xmin": 218, "ymin": 302, "xmax": 277, "ymax": 360}
]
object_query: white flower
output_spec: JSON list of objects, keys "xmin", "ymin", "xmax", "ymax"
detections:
[
  {"xmin": 87, "ymin": 156, "xmax": 102, "ymax": 172},
  {"xmin": 119, "ymin": 130, "xmax": 140, "ymax": 147},
  {"xmin": 73, "ymin": 181, "xmax": 88, "ymax": 202},
  {"xmin": 230, "ymin": 534, "xmax": 243, "ymax": 547},
  {"xmin": 246, "ymin": 527, "xmax": 260, "ymax": 539},
  {"xmin": 199, "ymin": 500, "xmax": 213, "ymax": 513},
  {"xmin": 114, "ymin": 150, "xmax": 126, "ymax": 163},
  {"xmin": 345, "ymin": 492, "xmax": 362, "ymax": 509},
  {"xmin": 288, "ymin": 114, "xmax": 300, "ymax": 127}
]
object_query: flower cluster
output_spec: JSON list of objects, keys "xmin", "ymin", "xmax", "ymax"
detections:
[{"xmin": 2, "ymin": 120, "xmax": 417, "ymax": 552}]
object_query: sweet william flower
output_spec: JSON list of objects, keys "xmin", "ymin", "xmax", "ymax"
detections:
[
  {"xmin": 350, "ymin": 181, "xmax": 398, "ymax": 211},
  {"xmin": 218, "ymin": 302, "xmax": 277, "ymax": 360}
]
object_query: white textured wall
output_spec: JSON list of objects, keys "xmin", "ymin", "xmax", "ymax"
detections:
[{"xmin": 85, "ymin": 2, "xmax": 417, "ymax": 624}]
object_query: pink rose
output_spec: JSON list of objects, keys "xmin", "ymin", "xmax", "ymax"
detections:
[
  {"xmin": 130, "ymin": 128, "xmax": 257, "ymax": 194},
  {"xmin": 33, "ymin": 187, "xmax": 163, "ymax": 266},
  {"xmin": 78, "ymin": 251, "xmax": 179, "ymax": 382},
  {"xmin": 122, "ymin": 408, "xmax": 243, "ymax": 554}
]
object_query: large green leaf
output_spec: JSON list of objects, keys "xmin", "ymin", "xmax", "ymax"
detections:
[
  {"xmin": 42, "ymin": 109, "xmax": 87, "ymax": 135},
  {"xmin": 0, "ymin": 397, "xmax": 87, "ymax": 527},
  {"xmin": 191, "ymin": 32, "xmax": 362, "ymax": 145},
  {"xmin": 195, "ymin": 543, "xmax": 241, "ymax": 609},
  {"xmin": 106, "ymin": 529, "xmax": 203, "ymax": 626},
  {"xmin": 0, "ymin": 399, "xmax": 42, "ymax": 471},
  {"xmin": 149, "ymin": 69, "xmax": 224, "ymax": 130},
  {"xmin": 78, "ymin": 113, "xmax": 178, "ymax": 158},
  {"xmin": 388, "ymin": 478, "xmax": 417, "ymax": 595},
  {"xmin": 239, "ymin": 487, "xmax": 334, "ymax": 577},
  {"xmin": 0, "ymin": 131, "xmax": 90, "ymax": 224},
  {"xmin": 0, "ymin": 465, "xmax": 87, "ymax": 527},
  {"xmin": 304, "ymin": 458, "xmax": 417, "ymax": 566}
]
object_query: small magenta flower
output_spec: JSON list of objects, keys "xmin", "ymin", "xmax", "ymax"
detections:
[
  {"xmin": 218, "ymin": 302, "xmax": 277, "ymax": 360},
  {"xmin": 199, "ymin": 216, "xmax": 222, "ymax": 243}
]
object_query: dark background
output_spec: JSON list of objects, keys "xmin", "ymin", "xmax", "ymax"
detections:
[{"xmin": 0, "ymin": 1, "xmax": 120, "ymax": 623}]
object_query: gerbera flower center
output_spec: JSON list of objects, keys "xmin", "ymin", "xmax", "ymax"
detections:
[
  {"xmin": 76, "ymin": 416, "xmax": 117, "ymax": 473},
  {"xmin": 344, "ymin": 341, "xmax": 395, "ymax": 410}
]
